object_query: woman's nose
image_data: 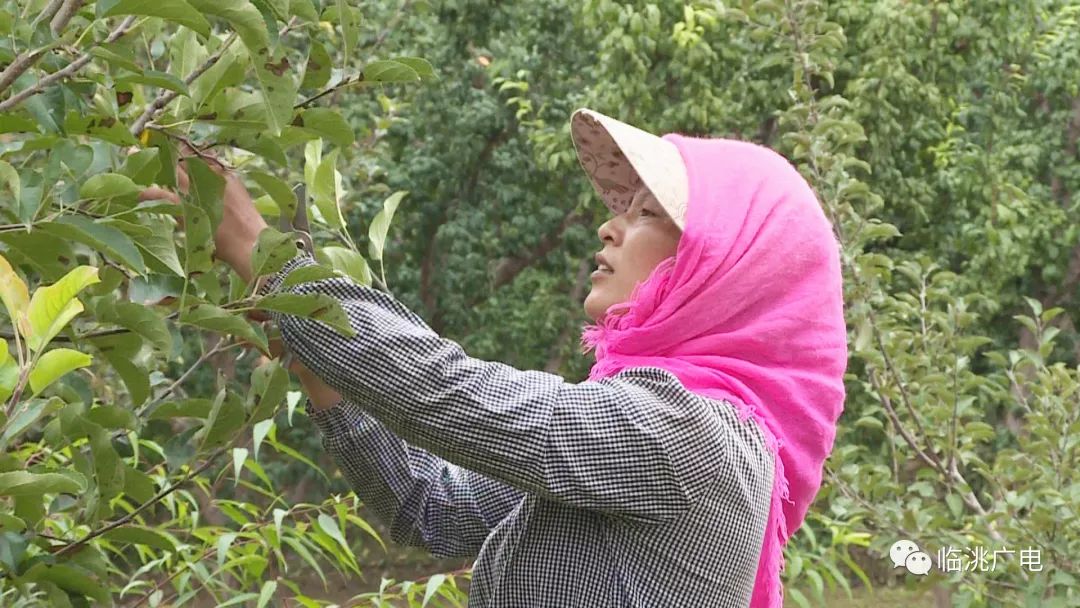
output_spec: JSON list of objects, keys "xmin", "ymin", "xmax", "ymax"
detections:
[{"xmin": 597, "ymin": 216, "xmax": 620, "ymax": 244}]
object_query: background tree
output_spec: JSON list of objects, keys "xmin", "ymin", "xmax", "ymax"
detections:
[{"xmin": 1, "ymin": 0, "xmax": 1079, "ymax": 607}]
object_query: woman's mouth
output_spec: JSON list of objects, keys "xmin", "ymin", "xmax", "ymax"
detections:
[{"xmin": 591, "ymin": 265, "xmax": 613, "ymax": 279}]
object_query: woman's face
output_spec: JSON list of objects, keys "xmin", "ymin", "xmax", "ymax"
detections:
[{"xmin": 584, "ymin": 187, "xmax": 682, "ymax": 322}]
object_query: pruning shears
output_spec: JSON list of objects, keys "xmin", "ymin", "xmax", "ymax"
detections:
[
  {"xmin": 278, "ymin": 183, "xmax": 314, "ymax": 253},
  {"xmin": 261, "ymin": 183, "xmax": 314, "ymax": 372}
]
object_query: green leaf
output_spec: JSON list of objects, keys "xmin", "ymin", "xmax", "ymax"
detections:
[
  {"xmin": 0, "ymin": 232, "xmax": 74, "ymax": 282},
  {"xmin": 249, "ymin": 360, "xmax": 288, "ymax": 424},
  {"xmin": 316, "ymin": 513, "xmax": 351, "ymax": 555},
  {"xmin": 98, "ymin": 346, "xmax": 150, "ymax": 406},
  {"xmin": 945, "ymin": 493, "xmax": 962, "ymax": 518},
  {"xmin": 188, "ymin": 0, "xmax": 270, "ymax": 52},
  {"xmin": 362, "ymin": 59, "xmax": 422, "ymax": 83},
  {"xmin": 285, "ymin": 390, "xmax": 302, "ymax": 426},
  {"xmin": 199, "ymin": 389, "xmax": 245, "ymax": 451},
  {"xmin": 97, "ymin": 0, "xmax": 211, "ymax": 36},
  {"xmin": 249, "ymin": 171, "xmax": 297, "ymax": 219},
  {"xmin": 25, "ymin": 265, "xmax": 100, "ymax": 352},
  {"xmin": 29, "ymin": 348, "xmax": 92, "ymax": 396},
  {"xmin": 281, "ymin": 264, "xmax": 338, "ymax": 288},
  {"xmin": 116, "ymin": 70, "xmax": 190, "ymax": 96},
  {"xmin": 312, "ymin": 148, "xmax": 344, "ymax": 229},
  {"xmin": 0, "ymin": 356, "xmax": 16, "ymax": 405},
  {"xmin": 37, "ymin": 216, "xmax": 147, "ymax": 274},
  {"xmin": 252, "ymin": 419, "xmax": 273, "ymax": 461},
  {"xmin": 0, "ymin": 161, "xmax": 21, "ymax": 219},
  {"xmin": 181, "ymin": 203, "xmax": 215, "ymax": 273},
  {"xmin": 317, "ymin": 246, "xmax": 371, "ymax": 286},
  {"xmin": 257, "ymin": 580, "xmax": 277, "ymax": 608},
  {"xmin": 295, "ymin": 108, "xmax": 354, "ymax": 148},
  {"xmin": 184, "ymin": 157, "xmax": 225, "ymax": 231},
  {"xmin": 85, "ymin": 404, "xmax": 136, "ymax": 429},
  {"xmin": 101, "ymin": 525, "xmax": 177, "ymax": 551},
  {"xmin": 89, "ymin": 45, "xmax": 144, "ymax": 73},
  {"xmin": 119, "ymin": 149, "xmax": 164, "ymax": 186},
  {"xmin": 392, "ymin": 57, "xmax": 437, "ymax": 80},
  {"xmin": 0, "ymin": 471, "xmax": 87, "ymax": 496},
  {"xmin": 289, "ymin": 0, "xmax": 319, "ymax": 22},
  {"xmin": 232, "ymin": 447, "xmax": 248, "ymax": 486},
  {"xmin": 180, "ymin": 304, "xmax": 269, "ymax": 353},
  {"xmin": 253, "ymin": 47, "xmax": 299, "ymax": 137},
  {"xmin": 147, "ymin": 398, "xmax": 214, "ymax": 420},
  {"xmin": 254, "ymin": 293, "xmax": 355, "ymax": 336},
  {"xmin": 250, "ymin": 227, "xmax": 301, "ymax": 281},
  {"xmin": 91, "ymin": 333, "xmax": 150, "ymax": 406},
  {"xmin": 131, "ymin": 216, "xmax": 185, "ymax": 277},
  {"xmin": 22, "ymin": 562, "xmax": 109, "ymax": 605},
  {"xmin": 303, "ymin": 138, "xmax": 321, "ymax": 188},
  {"xmin": 79, "ymin": 173, "xmax": 141, "ymax": 200},
  {"xmin": 89, "ymin": 425, "xmax": 125, "ymax": 499},
  {"xmin": 423, "ymin": 574, "xmax": 447, "ymax": 607},
  {"xmin": 0, "ymin": 530, "xmax": 27, "ymax": 574},
  {"xmin": 336, "ymin": 0, "xmax": 357, "ymax": 67},
  {"xmin": 301, "ymin": 40, "xmax": 332, "ymax": 89},
  {"xmin": 94, "ymin": 299, "xmax": 172, "ymax": 353},
  {"xmin": 368, "ymin": 191, "xmax": 407, "ymax": 262},
  {"xmin": 0, "ymin": 397, "xmax": 64, "ymax": 452},
  {"xmin": 272, "ymin": 507, "xmax": 287, "ymax": 543}
]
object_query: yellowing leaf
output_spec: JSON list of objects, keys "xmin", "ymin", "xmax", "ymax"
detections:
[
  {"xmin": 0, "ymin": 253, "xmax": 29, "ymax": 330},
  {"xmin": 29, "ymin": 348, "xmax": 92, "ymax": 396},
  {"xmin": 25, "ymin": 266, "xmax": 100, "ymax": 352}
]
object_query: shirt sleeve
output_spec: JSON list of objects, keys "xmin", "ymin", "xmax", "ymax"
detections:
[
  {"xmin": 305, "ymin": 395, "xmax": 525, "ymax": 558},
  {"xmin": 259, "ymin": 254, "xmax": 729, "ymax": 525}
]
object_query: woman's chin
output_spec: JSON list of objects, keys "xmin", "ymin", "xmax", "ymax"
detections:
[{"xmin": 583, "ymin": 296, "xmax": 605, "ymax": 323}]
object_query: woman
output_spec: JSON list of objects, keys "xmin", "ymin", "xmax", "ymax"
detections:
[{"xmin": 143, "ymin": 108, "xmax": 848, "ymax": 607}]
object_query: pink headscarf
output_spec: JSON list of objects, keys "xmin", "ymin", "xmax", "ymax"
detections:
[{"xmin": 579, "ymin": 134, "xmax": 848, "ymax": 607}]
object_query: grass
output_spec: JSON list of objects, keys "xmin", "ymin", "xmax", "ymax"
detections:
[{"xmin": 786, "ymin": 585, "xmax": 932, "ymax": 607}]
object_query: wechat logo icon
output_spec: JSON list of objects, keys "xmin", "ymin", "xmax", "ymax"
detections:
[{"xmin": 890, "ymin": 539, "xmax": 933, "ymax": 576}]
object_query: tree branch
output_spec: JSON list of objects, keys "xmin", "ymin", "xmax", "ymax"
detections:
[
  {"xmin": 30, "ymin": 0, "xmax": 64, "ymax": 31},
  {"xmin": 0, "ymin": 15, "xmax": 138, "ymax": 113},
  {"xmin": 419, "ymin": 127, "xmax": 512, "ymax": 329},
  {"xmin": 0, "ymin": 49, "xmax": 48, "ymax": 96},
  {"xmin": 129, "ymin": 32, "xmax": 239, "ymax": 137},
  {"xmin": 53, "ymin": 446, "xmax": 228, "ymax": 559},
  {"xmin": 488, "ymin": 211, "xmax": 589, "ymax": 292},
  {"xmin": 49, "ymin": 0, "xmax": 84, "ymax": 37},
  {"xmin": 544, "ymin": 258, "xmax": 592, "ymax": 373},
  {"xmin": 292, "ymin": 0, "xmax": 413, "ymax": 110}
]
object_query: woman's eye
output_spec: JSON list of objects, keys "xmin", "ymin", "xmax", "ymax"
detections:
[{"xmin": 640, "ymin": 208, "xmax": 655, "ymax": 216}]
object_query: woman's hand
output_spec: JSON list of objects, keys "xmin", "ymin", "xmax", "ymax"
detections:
[
  {"xmin": 262, "ymin": 337, "xmax": 343, "ymax": 410},
  {"xmin": 138, "ymin": 155, "xmax": 269, "ymax": 283}
]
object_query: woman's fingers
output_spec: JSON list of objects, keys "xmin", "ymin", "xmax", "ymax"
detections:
[
  {"xmin": 138, "ymin": 186, "xmax": 180, "ymax": 204},
  {"xmin": 138, "ymin": 185, "xmax": 186, "ymax": 229}
]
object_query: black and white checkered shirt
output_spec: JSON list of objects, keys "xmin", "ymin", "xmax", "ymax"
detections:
[{"xmin": 261, "ymin": 253, "xmax": 774, "ymax": 607}]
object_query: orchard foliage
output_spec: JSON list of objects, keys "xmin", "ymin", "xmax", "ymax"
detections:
[
  {"xmin": 361, "ymin": 0, "xmax": 1080, "ymax": 606},
  {"xmin": 1, "ymin": 0, "xmax": 1079, "ymax": 607},
  {"xmin": 0, "ymin": 0, "xmax": 468, "ymax": 606}
]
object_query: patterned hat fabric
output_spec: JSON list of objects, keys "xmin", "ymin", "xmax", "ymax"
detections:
[{"xmin": 571, "ymin": 109, "xmax": 689, "ymax": 230}]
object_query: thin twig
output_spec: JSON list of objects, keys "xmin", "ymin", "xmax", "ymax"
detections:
[
  {"xmin": 293, "ymin": 0, "xmax": 413, "ymax": 110},
  {"xmin": 54, "ymin": 446, "xmax": 228, "ymax": 558},
  {"xmin": 0, "ymin": 16, "xmax": 138, "ymax": 112},
  {"xmin": 133, "ymin": 338, "xmax": 238, "ymax": 419},
  {"xmin": 128, "ymin": 32, "xmax": 239, "ymax": 137},
  {"xmin": 131, "ymin": 16, "xmax": 298, "ymax": 137}
]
